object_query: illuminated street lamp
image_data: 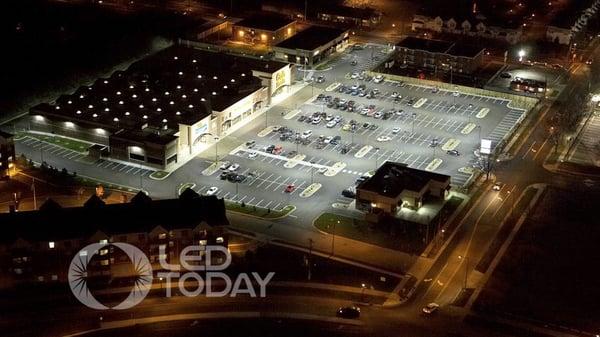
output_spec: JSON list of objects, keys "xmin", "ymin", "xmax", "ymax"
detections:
[{"xmin": 518, "ymin": 49, "xmax": 526, "ymax": 62}]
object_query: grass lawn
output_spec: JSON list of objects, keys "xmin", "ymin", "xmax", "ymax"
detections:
[
  {"xmin": 225, "ymin": 200, "xmax": 295, "ymax": 219},
  {"xmin": 22, "ymin": 132, "xmax": 91, "ymax": 153},
  {"xmin": 315, "ymin": 196, "xmax": 464, "ymax": 254}
]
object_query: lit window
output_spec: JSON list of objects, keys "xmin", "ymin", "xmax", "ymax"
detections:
[
  {"xmin": 158, "ymin": 233, "xmax": 167, "ymax": 239},
  {"xmin": 100, "ymin": 260, "xmax": 110, "ymax": 266},
  {"xmin": 49, "ymin": 242, "xmax": 55, "ymax": 249},
  {"xmin": 79, "ymin": 250, "xmax": 88, "ymax": 257},
  {"xmin": 76, "ymin": 110, "xmax": 82, "ymax": 115},
  {"xmin": 113, "ymin": 118, "xmax": 119, "ymax": 122},
  {"xmin": 99, "ymin": 249, "xmax": 108, "ymax": 256},
  {"xmin": 216, "ymin": 237, "xmax": 224, "ymax": 244},
  {"xmin": 212, "ymin": 92, "xmax": 217, "ymax": 95},
  {"xmin": 99, "ymin": 239, "xmax": 108, "ymax": 244},
  {"xmin": 199, "ymin": 240, "xmax": 207, "ymax": 246}
]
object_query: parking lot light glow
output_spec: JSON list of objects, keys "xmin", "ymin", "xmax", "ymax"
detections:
[{"xmin": 518, "ymin": 49, "xmax": 526, "ymax": 62}]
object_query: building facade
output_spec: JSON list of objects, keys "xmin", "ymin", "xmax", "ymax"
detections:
[
  {"xmin": 232, "ymin": 14, "xmax": 296, "ymax": 46},
  {"xmin": 272, "ymin": 26, "xmax": 350, "ymax": 66},
  {"xmin": 355, "ymin": 162, "xmax": 450, "ymax": 218},
  {"xmin": 394, "ymin": 37, "xmax": 484, "ymax": 75},
  {"xmin": 29, "ymin": 47, "xmax": 292, "ymax": 171}
]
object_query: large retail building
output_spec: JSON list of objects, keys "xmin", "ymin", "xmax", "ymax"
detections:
[{"xmin": 30, "ymin": 46, "xmax": 292, "ymax": 170}]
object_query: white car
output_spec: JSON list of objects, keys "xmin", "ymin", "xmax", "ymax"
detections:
[
  {"xmin": 219, "ymin": 161, "xmax": 231, "ymax": 170},
  {"xmin": 312, "ymin": 117, "xmax": 321, "ymax": 124},
  {"xmin": 392, "ymin": 127, "xmax": 401, "ymax": 134},
  {"xmin": 325, "ymin": 115, "xmax": 334, "ymax": 121},
  {"xmin": 205, "ymin": 187, "xmax": 219, "ymax": 196},
  {"xmin": 248, "ymin": 151, "xmax": 258, "ymax": 158},
  {"xmin": 324, "ymin": 135, "xmax": 334, "ymax": 144},
  {"xmin": 391, "ymin": 92, "xmax": 399, "ymax": 98},
  {"xmin": 377, "ymin": 136, "xmax": 391, "ymax": 142},
  {"xmin": 334, "ymin": 115, "xmax": 342, "ymax": 123},
  {"xmin": 326, "ymin": 120, "xmax": 337, "ymax": 128},
  {"xmin": 422, "ymin": 303, "xmax": 440, "ymax": 315},
  {"xmin": 318, "ymin": 166, "xmax": 328, "ymax": 174},
  {"xmin": 373, "ymin": 112, "xmax": 383, "ymax": 119},
  {"xmin": 452, "ymin": 91, "xmax": 460, "ymax": 97},
  {"xmin": 228, "ymin": 163, "xmax": 240, "ymax": 171},
  {"xmin": 351, "ymin": 72, "xmax": 359, "ymax": 79},
  {"xmin": 272, "ymin": 125, "xmax": 282, "ymax": 132},
  {"xmin": 373, "ymin": 75, "xmax": 384, "ymax": 83},
  {"xmin": 301, "ymin": 130, "xmax": 312, "ymax": 139}
]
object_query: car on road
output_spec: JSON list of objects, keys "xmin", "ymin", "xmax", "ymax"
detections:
[
  {"xmin": 316, "ymin": 75, "xmax": 325, "ymax": 83},
  {"xmin": 493, "ymin": 182, "xmax": 503, "ymax": 191},
  {"xmin": 447, "ymin": 150, "xmax": 460, "ymax": 156},
  {"xmin": 392, "ymin": 127, "xmax": 401, "ymax": 134},
  {"xmin": 245, "ymin": 140, "xmax": 256, "ymax": 148},
  {"xmin": 301, "ymin": 130, "xmax": 312, "ymax": 139},
  {"xmin": 248, "ymin": 151, "xmax": 258, "ymax": 158},
  {"xmin": 373, "ymin": 75, "xmax": 384, "ymax": 83},
  {"xmin": 228, "ymin": 163, "xmax": 240, "ymax": 171},
  {"xmin": 422, "ymin": 303, "xmax": 440, "ymax": 315},
  {"xmin": 377, "ymin": 135, "xmax": 391, "ymax": 142},
  {"xmin": 219, "ymin": 161, "xmax": 231, "ymax": 170},
  {"xmin": 284, "ymin": 184, "xmax": 295, "ymax": 193},
  {"xmin": 206, "ymin": 187, "xmax": 219, "ymax": 196},
  {"xmin": 337, "ymin": 306, "xmax": 360, "ymax": 319}
]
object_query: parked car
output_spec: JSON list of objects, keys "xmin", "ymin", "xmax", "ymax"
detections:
[
  {"xmin": 301, "ymin": 130, "xmax": 312, "ymax": 139},
  {"xmin": 447, "ymin": 150, "xmax": 460, "ymax": 156},
  {"xmin": 377, "ymin": 135, "xmax": 391, "ymax": 142},
  {"xmin": 422, "ymin": 303, "xmax": 440, "ymax": 315},
  {"xmin": 493, "ymin": 182, "xmax": 503, "ymax": 191},
  {"xmin": 342, "ymin": 189, "xmax": 356, "ymax": 198},
  {"xmin": 284, "ymin": 184, "xmax": 295, "ymax": 193},
  {"xmin": 392, "ymin": 127, "xmax": 401, "ymax": 134},
  {"xmin": 316, "ymin": 75, "xmax": 325, "ymax": 83},
  {"xmin": 228, "ymin": 163, "xmax": 240, "ymax": 171},
  {"xmin": 219, "ymin": 161, "xmax": 231, "ymax": 170},
  {"xmin": 248, "ymin": 151, "xmax": 258, "ymax": 158},
  {"xmin": 373, "ymin": 75, "xmax": 384, "ymax": 83},
  {"xmin": 205, "ymin": 186, "xmax": 219, "ymax": 196},
  {"xmin": 245, "ymin": 140, "xmax": 256, "ymax": 148},
  {"xmin": 272, "ymin": 145, "xmax": 283, "ymax": 155}
]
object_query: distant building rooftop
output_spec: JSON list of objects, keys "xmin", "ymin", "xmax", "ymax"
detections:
[
  {"xmin": 397, "ymin": 37, "xmax": 484, "ymax": 58},
  {"xmin": 318, "ymin": 5, "xmax": 380, "ymax": 20},
  {"xmin": 0, "ymin": 189, "xmax": 229, "ymax": 245},
  {"xmin": 397, "ymin": 37, "xmax": 454, "ymax": 54},
  {"xmin": 275, "ymin": 26, "xmax": 348, "ymax": 51},
  {"xmin": 234, "ymin": 14, "xmax": 295, "ymax": 32},
  {"xmin": 359, "ymin": 162, "xmax": 450, "ymax": 198}
]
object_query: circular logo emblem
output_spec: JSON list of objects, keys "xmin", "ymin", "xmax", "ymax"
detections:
[{"xmin": 68, "ymin": 242, "xmax": 153, "ymax": 310}]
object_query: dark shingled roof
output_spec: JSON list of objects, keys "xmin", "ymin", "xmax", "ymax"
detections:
[
  {"xmin": 235, "ymin": 14, "xmax": 295, "ymax": 32},
  {"xmin": 0, "ymin": 192, "xmax": 229, "ymax": 244},
  {"xmin": 359, "ymin": 162, "xmax": 450, "ymax": 198},
  {"xmin": 275, "ymin": 26, "xmax": 347, "ymax": 51}
]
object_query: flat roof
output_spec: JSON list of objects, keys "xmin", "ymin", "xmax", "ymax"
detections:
[
  {"xmin": 447, "ymin": 41, "xmax": 485, "ymax": 58},
  {"xmin": 359, "ymin": 162, "xmax": 450, "ymax": 198},
  {"xmin": 397, "ymin": 37, "xmax": 453, "ymax": 54},
  {"xmin": 31, "ymin": 46, "xmax": 288, "ymax": 144},
  {"xmin": 234, "ymin": 14, "xmax": 295, "ymax": 32},
  {"xmin": 274, "ymin": 26, "xmax": 348, "ymax": 51}
]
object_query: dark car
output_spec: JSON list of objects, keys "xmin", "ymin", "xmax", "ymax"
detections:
[
  {"xmin": 219, "ymin": 171, "xmax": 229, "ymax": 180},
  {"xmin": 342, "ymin": 189, "xmax": 356, "ymax": 198},
  {"xmin": 330, "ymin": 135, "xmax": 341, "ymax": 145},
  {"xmin": 337, "ymin": 306, "xmax": 360, "ymax": 319},
  {"xmin": 500, "ymin": 72, "xmax": 512, "ymax": 79}
]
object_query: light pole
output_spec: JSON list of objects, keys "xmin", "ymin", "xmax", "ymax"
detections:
[
  {"xmin": 459, "ymin": 255, "xmax": 469, "ymax": 289},
  {"xmin": 412, "ymin": 112, "xmax": 417, "ymax": 134},
  {"xmin": 310, "ymin": 161, "xmax": 315, "ymax": 184},
  {"xmin": 331, "ymin": 219, "xmax": 339, "ymax": 255},
  {"xmin": 214, "ymin": 136, "xmax": 219, "ymax": 164},
  {"xmin": 374, "ymin": 147, "xmax": 380, "ymax": 170},
  {"xmin": 468, "ymin": 104, "xmax": 474, "ymax": 123},
  {"xmin": 360, "ymin": 283, "xmax": 367, "ymax": 302}
]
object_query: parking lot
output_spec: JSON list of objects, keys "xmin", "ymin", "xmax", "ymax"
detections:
[
  {"xmin": 11, "ymin": 43, "xmax": 528, "ymax": 223},
  {"xmin": 187, "ymin": 43, "xmax": 527, "ymax": 221}
]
